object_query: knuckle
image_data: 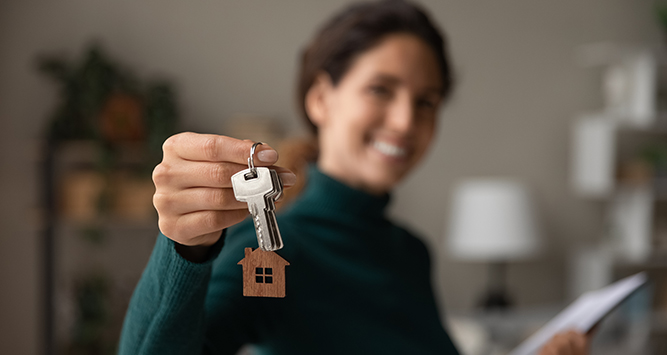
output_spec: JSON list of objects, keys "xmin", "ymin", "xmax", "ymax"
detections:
[
  {"xmin": 203, "ymin": 211, "xmax": 223, "ymax": 229},
  {"xmin": 171, "ymin": 217, "xmax": 192, "ymax": 242},
  {"xmin": 164, "ymin": 132, "xmax": 195, "ymax": 154},
  {"xmin": 152, "ymin": 164, "xmax": 171, "ymax": 186},
  {"xmin": 209, "ymin": 189, "xmax": 227, "ymax": 208},
  {"xmin": 152, "ymin": 192, "xmax": 171, "ymax": 212},
  {"xmin": 203, "ymin": 136, "xmax": 221, "ymax": 161},
  {"xmin": 210, "ymin": 164, "xmax": 229, "ymax": 184},
  {"xmin": 158, "ymin": 217, "xmax": 175, "ymax": 238},
  {"xmin": 152, "ymin": 193, "xmax": 163, "ymax": 210},
  {"xmin": 234, "ymin": 139, "xmax": 253, "ymax": 158},
  {"xmin": 162, "ymin": 134, "xmax": 179, "ymax": 153}
]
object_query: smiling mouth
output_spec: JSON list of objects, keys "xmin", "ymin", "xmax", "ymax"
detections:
[{"xmin": 373, "ymin": 140, "xmax": 408, "ymax": 158}]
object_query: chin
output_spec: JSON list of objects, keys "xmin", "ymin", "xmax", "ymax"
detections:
[{"xmin": 363, "ymin": 166, "xmax": 406, "ymax": 193}]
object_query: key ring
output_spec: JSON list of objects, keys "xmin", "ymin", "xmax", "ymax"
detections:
[{"xmin": 246, "ymin": 142, "xmax": 264, "ymax": 179}]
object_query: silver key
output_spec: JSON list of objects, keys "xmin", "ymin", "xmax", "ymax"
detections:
[{"xmin": 231, "ymin": 166, "xmax": 284, "ymax": 251}]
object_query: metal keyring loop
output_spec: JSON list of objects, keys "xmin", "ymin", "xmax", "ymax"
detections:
[{"xmin": 247, "ymin": 142, "xmax": 264, "ymax": 177}]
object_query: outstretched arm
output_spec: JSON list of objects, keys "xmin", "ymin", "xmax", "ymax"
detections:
[
  {"xmin": 118, "ymin": 233, "xmax": 225, "ymax": 354},
  {"xmin": 118, "ymin": 132, "xmax": 295, "ymax": 354}
]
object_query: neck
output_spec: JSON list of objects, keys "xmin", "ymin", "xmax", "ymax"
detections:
[
  {"xmin": 294, "ymin": 164, "xmax": 392, "ymax": 221},
  {"xmin": 316, "ymin": 160, "xmax": 388, "ymax": 196}
]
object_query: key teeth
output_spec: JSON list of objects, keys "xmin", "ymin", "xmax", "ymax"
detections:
[{"xmin": 233, "ymin": 167, "xmax": 284, "ymax": 252}]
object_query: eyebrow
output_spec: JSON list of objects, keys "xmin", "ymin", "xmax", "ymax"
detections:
[
  {"xmin": 371, "ymin": 73, "xmax": 442, "ymax": 95},
  {"xmin": 371, "ymin": 73, "xmax": 401, "ymax": 85}
]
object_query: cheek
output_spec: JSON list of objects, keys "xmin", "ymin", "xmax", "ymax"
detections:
[{"xmin": 337, "ymin": 93, "xmax": 381, "ymax": 137}]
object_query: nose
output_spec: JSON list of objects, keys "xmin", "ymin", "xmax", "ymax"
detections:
[{"xmin": 385, "ymin": 93, "xmax": 415, "ymax": 134}]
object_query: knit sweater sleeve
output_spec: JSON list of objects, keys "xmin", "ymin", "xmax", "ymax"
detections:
[{"xmin": 118, "ymin": 231, "xmax": 233, "ymax": 355}]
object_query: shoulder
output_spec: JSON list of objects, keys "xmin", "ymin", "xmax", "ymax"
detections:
[
  {"xmin": 393, "ymin": 222, "xmax": 430, "ymax": 252},
  {"xmin": 388, "ymin": 221, "xmax": 434, "ymax": 272}
]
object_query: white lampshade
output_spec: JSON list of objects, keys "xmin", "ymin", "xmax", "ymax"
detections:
[{"xmin": 447, "ymin": 179, "xmax": 543, "ymax": 261}]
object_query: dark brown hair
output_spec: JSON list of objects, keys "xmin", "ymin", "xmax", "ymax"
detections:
[
  {"xmin": 296, "ymin": 0, "xmax": 454, "ymax": 133},
  {"xmin": 279, "ymin": 0, "xmax": 454, "ymax": 205}
]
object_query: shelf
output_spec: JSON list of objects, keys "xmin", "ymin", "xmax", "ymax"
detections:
[
  {"xmin": 614, "ymin": 183, "xmax": 667, "ymax": 201},
  {"xmin": 53, "ymin": 140, "xmax": 150, "ymax": 168},
  {"xmin": 55, "ymin": 217, "xmax": 158, "ymax": 232},
  {"xmin": 616, "ymin": 123, "xmax": 667, "ymax": 135},
  {"xmin": 650, "ymin": 310, "xmax": 667, "ymax": 333},
  {"xmin": 613, "ymin": 252, "xmax": 667, "ymax": 269}
]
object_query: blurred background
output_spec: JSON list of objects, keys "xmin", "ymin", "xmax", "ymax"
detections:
[{"xmin": 1, "ymin": 0, "xmax": 666, "ymax": 354}]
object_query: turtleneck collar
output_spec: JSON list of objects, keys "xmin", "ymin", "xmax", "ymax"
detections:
[{"xmin": 292, "ymin": 165, "xmax": 391, "ymax": 220}]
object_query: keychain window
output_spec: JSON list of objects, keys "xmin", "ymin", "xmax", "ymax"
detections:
[{"xmin": 255, "ymin": 268, "xmax": 273, "ymax": 284}]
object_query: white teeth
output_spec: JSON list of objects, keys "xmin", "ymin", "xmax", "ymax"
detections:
[{"xmin": 373, "ymin": 141, "xmax": 407, "ymax": 157}]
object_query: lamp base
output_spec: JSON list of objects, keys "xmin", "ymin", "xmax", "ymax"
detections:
[
  {"xmin": 479, "ymin": 262, "xmax": 513, "ymax": 310},
  {"xmin": 479, "ymin": 289, "xmax": 512, "ymax": 310}
]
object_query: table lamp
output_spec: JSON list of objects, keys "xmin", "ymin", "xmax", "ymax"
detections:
[{"xmin": 447, "ymin": 179, "xmax": 543, "ymax": 309}]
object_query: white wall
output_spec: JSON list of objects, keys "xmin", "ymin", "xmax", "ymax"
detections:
[{"xmin": 0, "ymin": 0, "xmax": 661, "ymax": 353}]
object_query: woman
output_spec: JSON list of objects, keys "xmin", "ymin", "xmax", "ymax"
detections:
[{"xmin": 119, "ymin": 1, "xmax": 590, "ymax": 354}]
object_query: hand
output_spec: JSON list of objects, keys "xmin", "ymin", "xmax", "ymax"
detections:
[
  {"xmin": 152, "ymin": 132, "xmax": 296, "ymax": 249},
  {"xmin": 538, "ymin": 330, "xmax": 591, "ymax": 355}
]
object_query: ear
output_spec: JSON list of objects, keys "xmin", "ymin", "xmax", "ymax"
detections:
[{"xmin": 305, "ymin": 72, "xmax": 334, "ymax": 128}]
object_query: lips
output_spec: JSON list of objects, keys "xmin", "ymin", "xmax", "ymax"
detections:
[{"xmin": 372, "ymin": 140, "xmax": 408, "ymax": 158}]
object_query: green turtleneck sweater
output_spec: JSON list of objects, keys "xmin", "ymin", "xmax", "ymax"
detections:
[{"xmin": 119, "ymin": 167, "xmax": 460, "ymax": 354}]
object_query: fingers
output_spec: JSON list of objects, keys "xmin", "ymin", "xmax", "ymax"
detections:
[
  {"xmin": 539, "ymin": 330, "xmax": 589, "ymax": 355},
  {"xmin": 163, "ymin": 132, "xmax": 278, "ymax": 165},
  {"xmin": 153, "ymin": 160, "xmax": 296, "ymax": 189},
  {"xmin": 153, "ymin": 132, "xmax": 296, "ymax": 248},
  {"xmin": 159, "ymin": 209, "xmax": 249, "ymax": 246},
  {"xmin": 154, "ymin": 188, "xmax": 247, "ymax": 214},
  {"xmin": 154, "ymin": 160, "xmax": 248, "ymax": 189},
  {"xmin": 571, "ymin": 331, "xmax": 588, "ymax": 355}
]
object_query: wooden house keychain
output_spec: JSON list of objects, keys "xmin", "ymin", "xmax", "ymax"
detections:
[{"xmin": 232, "ymin": 142, "xmax": 290, "ymax": 298}]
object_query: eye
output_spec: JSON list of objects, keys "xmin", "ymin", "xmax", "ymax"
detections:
[
  {"xmin": 368, "ymin": 85, "xmax": 392, "ymax": 98},
  {"xmin": 416, "ymin": 98, "xmax": 437, "ymax": 109}
]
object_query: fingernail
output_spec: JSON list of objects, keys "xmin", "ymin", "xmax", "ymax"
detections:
[
  {"xmin": 257, "ymin": 149, "xmax": 278, "ymax": 163},
  {"xmin": 279, "ymin": 172, "xmax": 297, "ymax": 186}
]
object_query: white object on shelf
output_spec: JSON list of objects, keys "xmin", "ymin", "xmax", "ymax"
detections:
[
  {"xmin": 567, "ymin": 244, "xmax": 613, "ymax": 301},
  {"xmin": 604, "ymin": 50, "xmax": 656, "ymax": 127},
  {"xmin": 608, "ymin": 185, "xmax": 654, "ymax": 263},
  {"xmin": 446, "ymin": 179, "xmax": 543, "ymax": 261},
  {"xmin": 576, "ymin": 43, "xmax": 656, "ymax": 128},
  {"xmin": 570, "ymin": 114, "xmax": 617, "ymax": 198}
]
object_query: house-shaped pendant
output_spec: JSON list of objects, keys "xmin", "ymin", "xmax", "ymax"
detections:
[{"xmin": 237, "ymin": 248, "xmax": 290, "ymax": 298}]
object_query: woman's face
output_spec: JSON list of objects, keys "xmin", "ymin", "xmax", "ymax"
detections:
[{"xmin": 309, "ymin": 33, "xmax": 444, "ymax": 194}]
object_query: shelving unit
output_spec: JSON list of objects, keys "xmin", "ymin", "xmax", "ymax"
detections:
[
  {"xmin": 41, "ymin": 140, "xmax": 158, "ymax": 354},
  {"xmin": 570, "ymin": 43, "xmax": 667, "ymax": 354}
]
